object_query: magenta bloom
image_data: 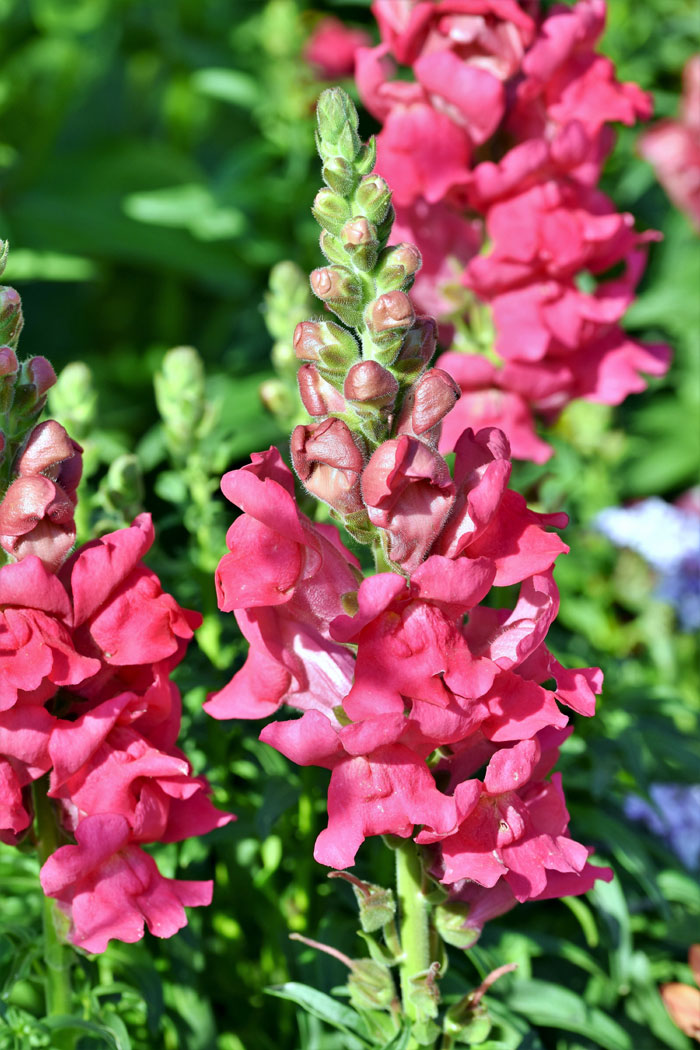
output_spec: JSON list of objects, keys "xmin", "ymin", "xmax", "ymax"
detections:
[
  {"xmin": 304, "ymin": 17, "xmax": 371, "ymax": 80},
  {"xmin": 204, "ymin": 448, "xmax": 359, "ymax": 721},
  {"xmin": 0, "ymin": 508, "xmax": 230, "ymax": 950},
  {"xmin": 40, "ymin": 814, "xmax": 214, "ymax": 954}
]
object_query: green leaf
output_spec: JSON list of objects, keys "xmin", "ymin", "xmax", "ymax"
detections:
[
  {"xmin": 266, "ymin": 983, "xmax": 370, "ymax": 1043},
  {"xmin": 380, "ymin": 1027, "xmax": 412, "ymax": 1050},
  {"xmin": 43, "ymin": 1015, "xmax": 124, "ymax": 1048},
  {"xmin": 191, "ymin": 68, "xmax": 259, "ymax": 108},
  {"xmin": 505, "ymin": 980, "xmax": 632, "ymax": 1050},
  {"xmin": 154, "ymin": 470, "xmax": 189, "ymax": 505}
]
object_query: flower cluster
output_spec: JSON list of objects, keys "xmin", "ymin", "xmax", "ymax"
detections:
[
  {"xmin": 351, "ymin": 0, "xmax": 670, "ymax": 461},
  {"xmin": 1, "ymin": 511, "xmax": 232, "ymax": 953},
  {"xmin": 639, "ymin": 54, "xmax": 700, "ymax": 230},
  {"xmin": 0, "ymin": 269, "xmax": 230, "ymax": 954},
  {"xmin": 208, "ymin": 90, "xmax": 611, "ymax": 946}
]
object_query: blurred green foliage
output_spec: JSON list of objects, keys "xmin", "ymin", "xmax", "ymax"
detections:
[{"xmin": 0, "ymin": 0, "xmax": 699, "ymax": 1048}]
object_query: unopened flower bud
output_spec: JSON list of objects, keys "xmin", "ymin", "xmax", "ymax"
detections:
[
  {"xmin": 344, "ymin": 361, "xmax": 398, "ymax": 409},
  {"xmin": 316, "ymin": 88, "xmax": 360, "ymax": 159},
  {"xmin": 97, "ymin": 453, "xmax": 144, "ymax": 523},
  {"xmin": 293, "ymin": 320, "xmax": 360, "ymax": 373},
  {"xmin": 259, "ymin": 378, "xmax": 295, "ymax": 419},
  {"xmin": 0, "ymin": 347, "xmax": 19, "ymax": 414},
  {"xmin": 434, "ymin": 901, "xmax": 478, "ymax": 950},
  {"xmin": 291, "ymin": 418, "xmax": 365, "ymax": 515},
  {"xmin": 0, "ymin": 347, "xmax": 18, "ymax": 377},
  {"xmin": 310, "ymin": 266, "xmax": 363, "ymax": 326},
  {"xmin": 366, "ymin": 291, "xmax": 415, "ymax": 338},
  {"xmin": 298, "ymin": 363, "xmax": 346, "ymax": 417},
  {"xmin": 340, "ymin": 217, "xmax": 378, "ymax": 271},
  {"xmin": 11, "ymin": 356, "xmax": 57, "ymax": 420},
  {"xmin": 354, "ymin": 174, "xmax": 392, "ymax": 224},
  {"xmin": 318, "ymin": 230, "xmax": 349, "ymax": 267},
  {"xmin": 376, "ymin": 242, "xmax": 422, "ymax": 293},
  {"xmin": 16, "ymin": 420, "xmax": 80, "ymax": 484},
  {"xmin": 27, "ymin": 357, "xmax": 56, "ymax": 399},
  {"xmin": 398, "ymin": 368, "xmax": 460, "ymax": 438},
  {"xmin": 0, "ymin": 287, "xmax": 23, "ymax": 348},
  {"xmin": 348, "ymin": 960, "xmax": 396, "ymax": 1012},
  {"xmin": 393, "ymin": 317, "xmax": 437, "ymax": 380},
  {"xmin": 154, "ymin": 346, "xmax": 206, "ymax": 460},
  {"xmin": 322, "ymin": 156, "xmax": 357, "ymax": 197},
  {"xmin": 312, "ymin": 188, "xmax": 350, "ymax": 236},
  {"xmin": 389, "ymin": 243, "xmax": 422, "ymax": 277},
  {"xmin": 310, "ymin": 265, "xmax": 360, "ymax": 302}
]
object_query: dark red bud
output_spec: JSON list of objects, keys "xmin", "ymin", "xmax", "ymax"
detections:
[
  {"xmin": 0, "ymin": 347, "xmax": 18, "ymax": 377},
  {"xmin": 368, "ymin": 292, "xmax": 415, "ymax": 334},
  {"xmin": 344, "ymin": 361, "xmax": 399, "ymax": 407},
  {"xmin": 394, "ymin": 316, "xmax": 437, "ymax": 370},
  {"xmin": 411, "ymin": 368, "xmax": 460, "ymax": 435},
  {"xmin": 16, "ymin": 420, "xmax": 78, "ymax": 478},
  {"xmin": 297, "ymin": 364, "xmax": 346, "ymax": 417},
  {"xmin": 294, "ymin": 321, "xmax": 322, "ymax": 362},
  {"xmin": 26, "ymin": 357, "xmax": 57, "ymax": 398}
]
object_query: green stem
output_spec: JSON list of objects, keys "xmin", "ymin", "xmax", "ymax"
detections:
[
  {"xmin": 395, "ymin": 840, "xmax": 431, "ymax": 1022},
  {"xmin": 32, "ymin": 779, "xmax": 73, "ymax": 1026}
]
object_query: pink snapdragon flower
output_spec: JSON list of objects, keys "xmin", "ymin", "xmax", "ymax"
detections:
[
  {"xmin": 304, "ymin": 17, "xmax": 372, "ymax": 80},
  {"xmin": 204, "ymin": 448, "xmax": 359, "ymax": 721},
  {"xmin": 0, "ymin": 508, "xmax": 231, "ymax": 951},
  {"xmin": 639, "ymin": 54, "xmax": 700, "ymax": 229},
  {"xmin": 40, "ymin": 814, "xmax": 214, "ymax": 954}
]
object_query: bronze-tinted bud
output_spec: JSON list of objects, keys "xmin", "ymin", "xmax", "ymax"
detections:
[
  {"xmin": 344, "ymin": 361, "xmax": 398, "ymax": 408},
  {"xmin": 366, "ymin": 291, "xmax": 415, "ymax": 334},
  {"xmin": 297, "ymin": 363, "xmax": 346, "ymax": 417}
]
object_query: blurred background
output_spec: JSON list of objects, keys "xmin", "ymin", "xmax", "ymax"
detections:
[{"xmin": 0, "ymin": 2, "xmax": 698, "ymax": 1048}]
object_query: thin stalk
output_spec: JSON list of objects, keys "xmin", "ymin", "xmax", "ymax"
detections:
[
  {"xmin": 32, "ymin": 779, "xmax": 73, "ymax": 1033},
  {"xmin": 395, "ymin": 840, "xmax": 431, "ymax": 1022}
]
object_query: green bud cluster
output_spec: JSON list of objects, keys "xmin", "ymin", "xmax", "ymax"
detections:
[
  {"xmin": 154, "ymin": 346, "xmax": 206, "ymax": 464},
  {"xmin": 300, "ymin": 87, "xmax": 431, "ymax": 449},
  {"xmin": 260, "ymin": 261, "xmax": 315, "ymax": 428}
]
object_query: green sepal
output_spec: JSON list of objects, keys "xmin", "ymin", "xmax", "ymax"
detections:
[
  {"xmin": 313, "ymin": 188, "xmax": 351, "ymax": 236},
  {"xmin": 348, "ymin": 960, "xmax": 397, "ymax": 1012},
  {"xmin": 320, "ymin": 230, "xmax": 351, "ymax": 267},
  {"xmin": 434, "ymin": 901, "xmax": 479, "ymax": 949},
  {"xmin": 357, "ymin": 931, "xmax": 399, "ymax": 967},
  {"xmin": 323, "ymin": 156, "xmax": 358, "ymax": 196}
]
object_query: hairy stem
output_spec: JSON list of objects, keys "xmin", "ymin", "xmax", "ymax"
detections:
[
  {"xmin": 395, "ymin": 840, "xmax": 431, "ymax": 1023},
  {"xmin": 32, "ymin": 779, "xmax": 73, "ymax": 1037}
]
